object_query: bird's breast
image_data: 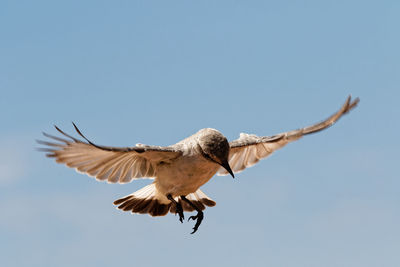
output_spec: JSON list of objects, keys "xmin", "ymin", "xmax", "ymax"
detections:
[{"xmin": 155, "ymin": 154, "xmax": 220, "ymax": 196}]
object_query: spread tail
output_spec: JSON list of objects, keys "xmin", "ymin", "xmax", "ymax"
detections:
[{"xmin": 114, "ymin": 184, "xmax": 216, "ymax": 217}]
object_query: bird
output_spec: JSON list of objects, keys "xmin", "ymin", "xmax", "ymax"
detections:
[{"xmin": 37, "ymin": 95, "xmax": 359, "ymax": 234}]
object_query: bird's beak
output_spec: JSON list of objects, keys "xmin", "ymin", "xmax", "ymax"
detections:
[{"xmin": 221, "ymin": 160, "xmax": 235, "ymax": 178}]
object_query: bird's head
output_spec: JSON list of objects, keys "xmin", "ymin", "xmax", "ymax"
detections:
[{"xmin": 197, "ymin": 128, "xmax": 234, "ymax": 178}]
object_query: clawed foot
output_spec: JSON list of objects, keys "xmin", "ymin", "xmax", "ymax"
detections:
[
  {"xmin": 188, "ymin": 211, "xmax": 204, "ymax": 234},
  {"xmin": 167, "ymin": 194, "xmax": 184, "ymax": 223},
  {"xmin": 175, "ymin": 203, "xmax": 184, "ymax": 223}
]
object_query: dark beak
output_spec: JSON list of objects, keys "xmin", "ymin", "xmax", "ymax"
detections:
[{"xmin": 221, "ymin": 160, "xmax": 235, "ymax": 178}]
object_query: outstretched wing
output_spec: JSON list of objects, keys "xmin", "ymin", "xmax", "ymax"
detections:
[
  {"xmin": 218, "ymin": 95, "xmax": 359, "ymax": 176},
  {"xmin": 37, "ymin": 123, "xmax": 182, "ymax": 183}
]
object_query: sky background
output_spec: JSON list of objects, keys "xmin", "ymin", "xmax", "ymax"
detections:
[{"xmin": 1, "ymin": 1, "xmax": 399, "ymax": 266}]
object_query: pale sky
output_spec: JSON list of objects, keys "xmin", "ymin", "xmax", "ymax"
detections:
[{"xmin": 1, "ymin": 1, "xmax": 399, "ymax": 266}]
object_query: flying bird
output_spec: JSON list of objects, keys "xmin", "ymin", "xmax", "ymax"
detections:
[{"xmin": 38, "ymin": 95, "xmax": 359, "ymax": 234}]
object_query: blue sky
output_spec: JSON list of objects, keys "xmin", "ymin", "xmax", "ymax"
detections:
[{"xmin": 1, "ymin": 1, "xmax": 399, "ymax": 266}]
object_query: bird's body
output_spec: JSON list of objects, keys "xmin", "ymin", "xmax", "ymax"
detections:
[
  {"xmin": 38, "ymin": 96, "xmax": 359, "ymax": 234},
  {"xmin": 156, "ymin": 128, "xmax": 228, "ymax": 198}
]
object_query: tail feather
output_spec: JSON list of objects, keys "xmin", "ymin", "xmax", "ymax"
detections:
[
  {"xmin": 113, "ymin": 183, "xmax": 171, "ymax": 217},
  {"xmin": 114, "ymin": 184, "xmax": 216, "ymax": 216}
]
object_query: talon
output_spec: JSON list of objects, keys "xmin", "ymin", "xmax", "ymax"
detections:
[
  {"xmin": 167, "ymin": 194, "xmax": 184, "ymax": 224},
  {"xmin": 180, "ymin": 196, "xmax": 205, "ymax": 234},
  {"xmin": 189, "ymin": 211, "xmax": 203, "ymax": 234},
  {"xmin": 177, "ymin": 209, "xmax": 184, "ymax": 223}
]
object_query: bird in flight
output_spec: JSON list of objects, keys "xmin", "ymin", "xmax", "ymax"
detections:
[{"xmin": 38, "ymin": 95, "xmax": 359, "ymax": 234}]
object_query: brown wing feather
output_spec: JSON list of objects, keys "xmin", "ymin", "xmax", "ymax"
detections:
[
  {"xmin": 37, "ymin": 124, "xmax": 181, "ymax": 183},
  {"xmin": 218, "ymin": 95, "xmax": 359, "ymax": 175}
]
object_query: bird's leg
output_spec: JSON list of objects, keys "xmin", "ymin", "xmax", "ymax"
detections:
[
  {"xmin": 167, "ymin": 194, "xmax": 184, "ymax": 223},
  {"xmin": 181, "ymin": 196, "xmax": 204, "ymax": 234}
]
